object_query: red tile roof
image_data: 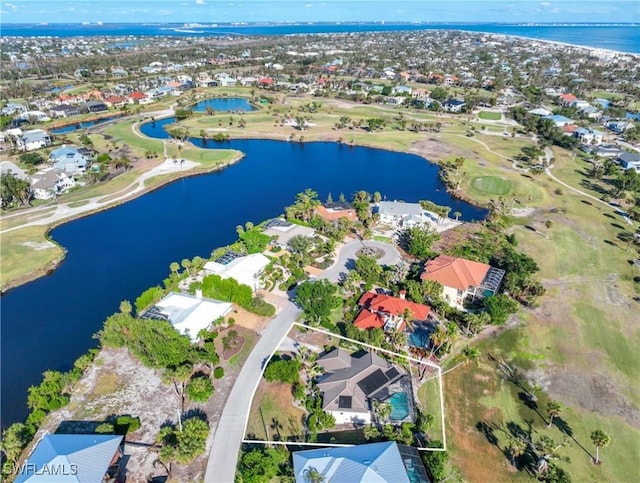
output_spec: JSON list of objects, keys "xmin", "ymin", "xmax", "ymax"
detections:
[
  {"xmin": 358, "ymin": 292, "xmax": 430, "ymax": 320},
  {"xmin": 560, "ymin": 93, "xmax": 577, "ymax": 102},
  {"xmin": 128, "ymin": 91, "xmax": 147, "ymax": 100},
  {"xmin": 421, "ymin": 255, "xmax": 490, "ymax": 291},
  {"xmin": 315, "ymin": 205, "xmax": 358, "ymax": 222},
  {"xmin": 562, "ymin": 124, "xmax": 578, "ymax": 133},
  {"xmin": 353, "ymin": 308, "xmax": 386, "ymax": 330}
]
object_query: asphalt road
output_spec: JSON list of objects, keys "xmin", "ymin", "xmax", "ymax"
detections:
[
  {"xmin": 203, "ymin": 299, "xmax": 301, "ymax": 483},
  {"xmin": 321, "ymin": 239, "xmax": 402, "ymax": 282}
]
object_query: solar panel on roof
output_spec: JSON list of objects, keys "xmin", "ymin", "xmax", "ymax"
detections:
[
  {"xmin": 338, "ymin": 396, "xmax": 352, "ymax": 409},
  {"xmin": 263, "ymin": 218, "xmax": 292, "ymax": 229},
  {"xmin": 215, "ymin": 250, "xmax": 242, "ymax": 265},
  {"xmin": 385, "ymin": 367, "xmax": 400, "ymax": 380},
  {"xmin": 357, "ymin": 369, "xmax": 389, "ymax": 396}
]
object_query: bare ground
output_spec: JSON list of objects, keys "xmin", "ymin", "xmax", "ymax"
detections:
[{"xmin": 29, "ymin": 334, "xmax": 258, "ymax": 482}]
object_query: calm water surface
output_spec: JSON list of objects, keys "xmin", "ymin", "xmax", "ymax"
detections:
[{"xmin": 0, "ymin": 119, "xmax": 487, "ymax": 427}]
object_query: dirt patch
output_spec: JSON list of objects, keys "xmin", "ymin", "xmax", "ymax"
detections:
[
  {"xmin": 229, "ymin": 306, "xmax": 270, "ymax": 332},
  {"xmin": 511, "ymin": 207, "xmax": 537, "ymax": 217},
  {"xmin": 21, "ymin": 241, "xmax": 55, "ymax": 250},
  {"xmin": 409, "ymin": 137, "xmax": 461, "ymax": 162}
]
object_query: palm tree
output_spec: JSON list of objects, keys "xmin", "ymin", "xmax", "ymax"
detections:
[
  {"xmin": 507, "ymin": 436, "xmax": 527, "ymax": 467},
  {"xmin": 303, "ymin": 467, "xmax": 325, "ymax": 483},
  {"xmin": 181, "ymin": 258, "xmax": 192, "ymax": 277},
  {"xmin": 169, "ymin": 261, "xmax": 180, "ymax": 277},
  {"xmin": 453, "ymin": 211, "xmax": 461, "ymax": 221},
  {"xmin": 590, "ymin": 429, "xmax": 610, "ymax": 465},
  {"xmin": 544, "ymin": 220, "xmax": 553, "ymax": 239},
  {"xmin": 546, "ymin": 401, "xmax": 562, "ymax": 428}
]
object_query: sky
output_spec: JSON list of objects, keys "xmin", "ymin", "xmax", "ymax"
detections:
[{"xmin": 0, "ymin": 0, "xmax": 638, "ymax": 24}]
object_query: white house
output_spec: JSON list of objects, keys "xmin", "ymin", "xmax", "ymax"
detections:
[
  {"xmin": 263, "ymin": 219, "xmax": 316, "ymax": 250},
  {"xmin": 376, "ymin": 201, "xmax": 435, "ymax": 228},
  {"xmin": 31, "ymin": 168, "xmax": 75, "ymax": 200},
  {"xmin": 11, "ymin": 129, "xmax": 53, "ymax": 152},
  {"xmin": 142, "ymin": 292, "xmax": 232, "ymax": 341},
  {"xmin": 203, "ymin": 253, "xmax": 270, "ymax": 293},
  {"xmin": 50, "ymin": 145, "xmax": 90, "ymax": 175},
  {"xmin": 574, "ymin": 127, "xmax": 604, "ymax": 145},
  {"xmin": 0, "ymin": 161, "xmax": 28, "ymax": 180}
]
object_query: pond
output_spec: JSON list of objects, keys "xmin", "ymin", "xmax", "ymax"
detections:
[
  {"xmin": 50, "ymin": 116, "xmax": 120, "ymax": 134},
  {"xmin": 189, "ymin": 97, "xmax": 256, "ymax": 113},
  {"xmin": 0, "ymin": 117, "xmax": 487, "ymax": 427}
]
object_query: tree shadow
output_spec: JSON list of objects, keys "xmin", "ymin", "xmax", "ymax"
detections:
[
  {"xmin": 552, "ymin": 416, "xmax": 573, "ymax": 437},
  {"xmin": 603, "ymin": 240, "xmax": 618, "ymax": 247},
  {"xmin": 182, "ymin": 407, "xmax": 208, "ymax": 423},
  {"xmin": 581, "ymin": 200, "xmax": 593, "ymax": 206},
  {"xmin": 518, "ymin": 391, "xmax": 538, "ymax": 411},
  {"xmin": 476, "ymin": 420, "xmax": 500, "ymax": 448},
  {"xmin": 611, "ymin": 223, "xmax": 626, "ymax": 230},
  {"xmin": 603, "ymin": 213, "xmax": 615, "ymax": 219}
]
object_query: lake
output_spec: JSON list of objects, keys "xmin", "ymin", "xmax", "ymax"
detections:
[
  {"xmin": 50, "ymin": 116, "xmax": 121, "ymax": 134},
  {"xmin": 190, "ymin": 97, "xmax": 256, "ymax": 113},
  {"xmin": 0, "ymin": 118, "xmax": 487, "ymax": 427}
]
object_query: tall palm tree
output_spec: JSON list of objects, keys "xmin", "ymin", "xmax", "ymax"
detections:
[
  {"xmin": 546, "ymin": 401, "xmax": 562, "ymax": 428},
  {"xmin": 544, "ymin": 220, "xmax": 553, "ymax": 239},
  {"xmin": 507, "ymin": 436, "xmax": 527, "ymax": 467},
  {"xmin": 590, "ymin": 429, "xmax": 610, "ymax": 465}
]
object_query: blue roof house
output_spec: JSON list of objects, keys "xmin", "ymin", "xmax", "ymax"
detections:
[
  {"xmin": 292, "ymin": 441, "xmax": 430, "ymax": 483},
  {"xmin": 50, "ymin": 146, "xmax": 90, "ymax": 175},
  {"xmin": 14, "ymin": 434, "xmax": 124, "ymax": 483}
]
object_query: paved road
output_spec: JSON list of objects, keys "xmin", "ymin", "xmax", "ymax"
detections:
[
  {"xmin": 321, "ymin": 239, "xmax": 402, "ymax": 283},
  {"xmin": 204, "ymin": 299, "xmax": 301, "ymax": 483}
]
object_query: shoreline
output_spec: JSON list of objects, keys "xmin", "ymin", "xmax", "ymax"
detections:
[{"xmin": 0, "ymin": 150, "xmax": 244, "ymax": 294}]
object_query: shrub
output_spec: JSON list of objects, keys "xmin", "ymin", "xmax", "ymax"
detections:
[
  {"xmin": 213, "ymin": 367, "xmax": 224, "ymax": 379},
  {"xmin": 187, "ymin": 375, "xmax": 214, "ymax": 402},
  {"xmin": 158, "ymin": 416, "xmax": 209, "ymax": 463},
  {"xmin": 95, "ymin": 423, "xmax": 115, "ymax": 434},
  {"xmin": 134, "ymin": 286, "xmax": 165, "ymax": 314},
  {"xmin": 114, "ymin": 415, "xmax": 141, "ymax": 434},
  {"xmin": 264, "ymin": 357, "xmax": 301, "ymax": 385}
]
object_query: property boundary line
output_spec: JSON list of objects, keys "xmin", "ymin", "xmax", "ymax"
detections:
[{"xmin": 240, "ymin": 321, "xmax": 447, "ymax": 452}]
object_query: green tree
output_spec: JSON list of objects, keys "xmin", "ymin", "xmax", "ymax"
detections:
[
  {"xmin": 420, "ymin": 442, "xmax": 449, "ymax": 482},
  {"xmin": 119, "ymin": 300, "xmax": 132, "ymax": 315},
  {"xmin": 590, "ymin": 429, "xmax": 610, "ymax": 465},
  {"xmin": 264, "ymin": 356, "xmax": 301, "ymax": 384},
  {"xmin": 186, "ymin": 374, "xmax": 214, "ymax": 402},
  {"xmin": 400, "ymin": 226, "xmax": 440, "ymax": 258},
  {"xmin": 303, "ymin": 466, "xmax": 325, "ymax": 483},
  {"xmin": 546, "ymin": 401, "xmax": 562, "ymax": 428},
  {"xmin": 295, "ymin": 279, "xmax": 340, "ymax": 324},
  {"xmin": 507, "ymin": 436, "xmax": 527, "ymax": 467},
  {"xmin": 483, "ymin": 294, "xmax": 518, "ymax": 325},
  {"xmin": 354, "ymin": 254, "xmax": 382, "ymax": 285},
  {"xmin": 286, "ymin": 188, "xmax": 321, "ymax": 222},
  {"xmin": 158, "ymin": 416, "xmax": 209, "ymax": 464},
  {"xmin": 0, "ymin": 423, "xmax": 31, "ymax": 465},
  {"xmin": 0, "ymin": 173, "xmax": 31, "ymax": 209},
  {"xmin": 19, "ymin": 152, "xmax": 46, "ymax": 165}
]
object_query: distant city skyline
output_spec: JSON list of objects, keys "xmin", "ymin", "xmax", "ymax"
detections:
[{"xmin": 1, "ymin": 0, "xmax": 638, "ymax": 24}]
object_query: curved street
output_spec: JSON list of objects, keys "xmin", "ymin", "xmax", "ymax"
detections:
[{"xmin": 204, "ymin": 239, "xmax": 400, "ymax": 481}]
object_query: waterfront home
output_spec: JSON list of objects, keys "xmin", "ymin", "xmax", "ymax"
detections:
[
  {"xmin": 15, "ymin": 434, "xmax": 124, "ymax": 483},
  {"xmin": 315, "ymin": 203, "xmax": 358, "ymax": 223},
  {"xmin": 292, "ymin": 441, "xmax": 429, "ymax": 483},
  {"xmin": 421, "ymin": 254, "xmax": 505, "ymax": 309},
  {"xmin": 49, "ymin": 103, "xmax": 81, "ymax": 118},
  {"xmin": 141, "ymin": 291, "xmax": 232, "ymax": 341},
  {"xmin": 31, "ymin": 168, "xmax": 75, "ymax": 200},
  {"xmin": 376, "ymin": 201, "xmax": 435, "ymax": 228},
  {"xmin": 203, "ymin": 252, "xmax": 270, "ymax": 293},
  {"xmin": 84, "ymin": 100, "xmax": 108, "ymax": 113},
  {"xmin": 50, "ymin": 145, "xmax": 90, "ymax": 175},
  {"xmin": 354, "ymin": 291, "xmax": 431, "ymax": 332},
  {"xmin": 11, "ymin": 129, "xmax": 53, "ymax": 152},
  {"xmin": 263, "ymin": 218, "xmax": 316, "ymax": 250},
  {"xmin": 316, "ymin": 348, "xmax": 412, "ymax": 425}
]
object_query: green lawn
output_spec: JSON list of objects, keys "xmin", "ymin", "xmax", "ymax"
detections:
[
  {"xmin": 478, "ymin": 111, "xmax": 502, "ymax": 121},
  {"xmin": 471, "ymin": 176, "xmax": 513, "ymax": 195},
  {"xmin": 245, "ymin": 381, "xmax": 306, "ymax": 441},
  {"xmin": 417, "ymin": 375, "xmax": 445, "ymax": 445}
]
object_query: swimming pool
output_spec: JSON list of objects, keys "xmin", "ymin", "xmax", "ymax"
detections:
[
  {"xmin": 408, "ymin": 325, "xmax": 432, "ymax": 348},
  {"xmin": 388, "ymin": 392, "xmax": 410, "ymax": 420}
]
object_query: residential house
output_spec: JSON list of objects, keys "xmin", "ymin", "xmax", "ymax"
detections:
[
  {"xmin": 543, "ymin": 114, "xmax": 574, "ymax": 127},
  {"xmin": 617, "ymin": 151, "xmax": 640, "ymax": 172},
  {"xmin": 103, "ymin": 96, "xmax": 127, "ymax": 108},
  {"xmin": 84, "ymin": 100, "xmax": 108, "ymax": 113},
  {"xmin": 376, "ymin": 201, "xmax": 436, "ymax": 228},
  {"xmin": 263, "ymin": 218, "xmax": 316, "ymax": 250},
  {"xmin": 126, "ymin": 91, "xmax": 149, "ymax": 104},
  {"xmin": 141, "ymin": 291, "xmax": 232, "ymax": 341},
  {"xmin": 31, "ymin": 168, "xmax": 75, "ymax": 200},
  {"xmin": 315, "ymin": 203, "xmax": 358, "ymax": 223},
  {"xmin": 593, "ymin": 144, "xmax": 621, "ymax": 158},
  {"xmin": 606, "ymin": 120, "xmax": 634, "ymax": 134},
  {"xmin": 391, "ymin": 85, "xmax": 412, "ymax": 96},
  {"xmin": 421, "ymin": 254, "xmax": 505, "ymax": 309},
  {"xmin": 13, "ymin": 129, "xmax": 53, "ymax": 152},
  {"xmin": 50, "ymin": 145, "xmax": 90, "ymax": 175},
  {"xmin": 292, "ymin": 441, "xmax": 430, "ymax": 483},
  {"xmin": 354, "ymin": 291, "xmax": 430, "ymax": 332},
  {"xmin": 574, "ymin": 127, "xmax": 604, "ymax": 145},
  {"xmin": 203, "ymin": 252, "xmax": 270, "ymax": 293},
  {"xmin": 15, "ymin": 434, "xmax": 124, "ymax": 483},
  {"xmin": 316, "ymin": 348, "xmax": 412, "ymax": 425},
  {"xmin": 442, "ymin": 99, "xmax": 466, "ymax": 113},
  {"xmin": 559, "ymin": 93, "xmax": 577, "ymax": 106},
  {"xmin": 528, "ymin": 107, "xmax": 552, "ymax": 117},
  {"xmin": 49, "ymin": 103, "xmax": 81, "ymax": 118},
  {"xmin": 0, "ymin": 161, "xmax": 28, "ymax": 180}
]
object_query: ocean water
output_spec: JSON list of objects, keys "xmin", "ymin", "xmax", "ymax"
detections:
[{"xmin": 1, "ymin": 23, "xmax": 638, "ymax": 54}]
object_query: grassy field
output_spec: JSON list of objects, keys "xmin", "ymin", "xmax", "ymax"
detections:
[
  {"xmin": 0, "ymin": 226, "xmax": 63, "ymax": 289},
  {"xmin": 478, "ymin": 111, "xmax": 502, "ymax": 121},
  {"xmin": 245, "ymin": 381, "xmax": 306, "ymax": 441},
  {"xmin": 417, "ymin": 374, "xmax": 446, "ymax": 445},
  {"xmin": 471, "ymin": 176, "xmax": 513, "ymax": 195}
]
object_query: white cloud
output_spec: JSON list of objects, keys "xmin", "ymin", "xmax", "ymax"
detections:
[
  {"xmin": 540, "ymin": 1, "xmax": 551, "ymax": 5},
  {"xmin": 195, "ymin": 0, "xmax": 205, "ymax": 4},
  {"xmin": 5, "ymin": 2, "xmax": 18, "ymax": 10}
]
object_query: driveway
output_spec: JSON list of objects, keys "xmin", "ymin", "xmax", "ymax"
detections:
[
  {"xmin": 204, "ymin": 297, "xmax": 300, "ymax": 482},
  {"xmin": 321, "ymin": 239, "xmax": 401, "ymax": 283}
]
